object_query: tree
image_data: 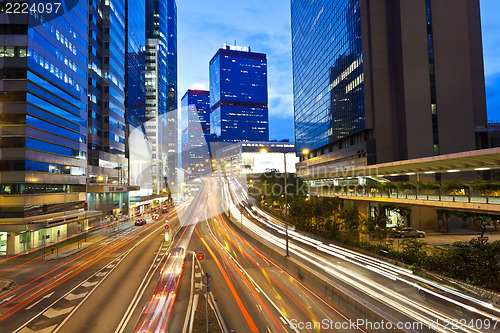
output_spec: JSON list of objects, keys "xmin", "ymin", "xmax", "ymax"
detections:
[
  {"xmin": 441, "ymin": 179, "xmax": 467, "ymax": 196},
  {"xmin": 341, "ymin": 206, "xmax": 361, "ymax": 239}
]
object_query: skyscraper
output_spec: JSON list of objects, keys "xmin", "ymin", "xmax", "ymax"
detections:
[
  {"xmin": 126, "ymin": 0, "xmax": 149, "ymax": 199},
  {"xmin": 181, "ymin": 89, "xmax": 211, "ymax": 179},
  {"xmin": 87, "ymin": 0, "xmax": 144, "ymax": 216},
  {"xmin": 165, "ymin": 0, "xmax": 178, "ymax": 190},
  {"xmin": 209, "ymin": 44, "xmax": 269, "ymax": 143},
  {"xmin": 145, "ymin": 0, "xmax": 177, "ymax": 193},
  {"xmin": 292, "ymin": 0, "xmax": 487, "ymax": 169},
  {"xmin": 0, "ymin": 1, "xmax": 88, "ymax": 254}
]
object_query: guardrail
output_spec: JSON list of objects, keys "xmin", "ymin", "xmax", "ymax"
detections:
[{"xmin": 309, "ymin": 186, "xmax": 500, "ymax": 205}]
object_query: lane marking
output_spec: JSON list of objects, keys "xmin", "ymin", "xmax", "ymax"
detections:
[
  {"xmin": 25, "ymin": 292, "xmax": 54, "ymax": 310},
  {"xmin": 54, "ymin": 223, "xmax": 170, "ymax": 333},
  {"xmin": 64, "ymin": 292, "xmax": 88, "ymax": 301},
  {"xmin": 81, "ymin": 281, "xmax": 98, "ymax": 288},
  {"xmin": 18, "ymin": 324, "xmax": 57, "ymax": 333},
  {"xmin": 13, "ymin": 222, "xmax": 169, "ymax": 333},
  {"xmin": 0, "ymin": 295, "xmax": 15, "ymax": 305},
  {"xmin": 43, "ymin": 306, "xmax": 74, "ymax": 319},
  {"xmin": 113, "ymin": 238, "xmax": 179, "ymax": 333}
]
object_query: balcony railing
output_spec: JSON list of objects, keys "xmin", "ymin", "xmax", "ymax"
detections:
[{"xmin": 308, "ymin": 186, "xmax": 500, "ymax": 205}]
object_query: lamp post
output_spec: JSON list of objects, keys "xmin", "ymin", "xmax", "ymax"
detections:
[{"xmin": 260, "ymin": 148, "xmax": 293, "ymax": 257}]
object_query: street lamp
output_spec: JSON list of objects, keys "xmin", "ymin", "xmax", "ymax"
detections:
[{"xmin": 260, "ymin": 147, "xmax": 290, "ymax": 257}]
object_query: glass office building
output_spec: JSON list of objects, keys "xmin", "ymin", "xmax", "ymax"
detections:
[
  {"xmin": 209, "ymin": 44, "xmax": 269, "ymax": 143},
  {"xmin": 292, "ymin": 0, "xmax": 364, "ymax": 160},
  {"xmin": 292, "ymin": 0, "xmax": 487, "ymax": 174},
  {"xmin": 181, "ymin": 90, "xmax": 211, "ymax": 179},
  {"xmin": 165, "ymin": 0, "xmax": 178, "ymax": 190},
  {"xmin": 0, "ymin": 1, "xmax": 88, "ymax": 254},
  {"xmin": 145, "ymin": 0, "xmax": 177, "ymax": 193},
  {"xmin": 87, "ymin": 0, "xmax": 143, "ymax": 217}
]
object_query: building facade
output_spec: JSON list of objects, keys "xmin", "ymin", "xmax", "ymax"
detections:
[
  {"xmin": 292, "ymin": 0, "xmax": 487, "ymax": 173},
  {"xmin": 145, "ymin": 0, "xmax": 177, "ymax": 194},
  {"xmin": 181, "ymin": 89, "xmax": 211, "ymax": 179},
  {"xmin": 87, "ymin": 0, "xmax": 145, "ymax": 218},
  {"xmin": 209, "ymin": 44, "xmax": 269, "ymax": 143},
  {"xmin": 0, "ymin": 0, "xmax": 89, "ymax": 254}
]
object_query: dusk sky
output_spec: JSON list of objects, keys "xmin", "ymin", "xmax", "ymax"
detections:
[{"xmin": 178, "ymin": 0, "xmax": 500, "ymax": 141}]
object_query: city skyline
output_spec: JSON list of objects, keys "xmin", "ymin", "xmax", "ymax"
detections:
[
  {"xmin": 0, "ymin": 1, "xmax": 499, "ymax": 331},
  {"xmin": 178, "ymin": 0, "xmax": 500, "ymax": 142}
]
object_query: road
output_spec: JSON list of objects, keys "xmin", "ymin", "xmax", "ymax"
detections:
[
  {"xmin": 187, "ymin": 177, "xmax": 363, "ymax": 333},
  {"xmin": 0, "ymin": 204, "xmax": 186, "ymax": 333},
  {"xmin": 1, "ymin": 175, "xmax": 499, "ymax": 333},
  {"xmin": 227, "ymin": 176, "xmax": 500, "ymax": 333}
]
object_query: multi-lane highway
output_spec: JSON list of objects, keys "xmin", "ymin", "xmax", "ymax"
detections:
[
  {"xmin": 189, "ymin": 177, "xmax": 362, "ymax": 333},
  {"xmin": 0, "ymin": 205, "xmax": 185, "ymax": 333},
  {"xmin": 0, "ymin": 176, "xmax": 499, "ymax": 333},
  {"xmin": 227, "ymin": 176, "xmax": 500, "ymax": 333}
]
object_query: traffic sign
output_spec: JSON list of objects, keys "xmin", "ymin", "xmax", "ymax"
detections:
[
  {"xmin": 164, "ymin": 225, "xmax": 170, "ymax": 231},
  {"xmin": 196, "ymin": 251, "xmax": 205, "ymax": 262}
]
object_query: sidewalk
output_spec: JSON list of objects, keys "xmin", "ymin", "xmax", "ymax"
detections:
[{"xmin": 423, "ymin": 231, "xmax": 500, "ymax": 246}]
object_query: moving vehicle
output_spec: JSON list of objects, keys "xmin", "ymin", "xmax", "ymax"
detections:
[
  {"xmin": 134, "ymin": 219, "xmax": 147, "ymax": 226},
  {"xmin": 172, "ymin": 247, "xmax": 185, "ymax": 257},
  {"xmin": 392, "ymin": 227, "xmax": 426, "ymax": 238},
  {"xmin": 152, "ymin": 213, "xmax": 160, "ymax": 220}
]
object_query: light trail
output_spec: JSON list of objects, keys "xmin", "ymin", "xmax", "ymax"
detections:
[
  {"xmin": 224, "ymin": 177, "xmax": 500, "ymax": 332},
  {"xmin": 134, "ymin": 180, "xmax": 208, "ymax": 333}
]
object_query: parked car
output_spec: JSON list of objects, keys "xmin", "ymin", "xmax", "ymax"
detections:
[
  {"xmin": 392, "ymin": 227, "xmax": 426, "ymax": 238},
  {"xmin": 152, "ymin": 214, "xmax": 160, "ymax": 220},
  {"xmin": 134, "ymin": 219, "xmax": 147, "ymax": 226}
]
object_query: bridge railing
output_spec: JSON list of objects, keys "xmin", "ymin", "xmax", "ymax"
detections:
[{"xmin": 308, "ymin": 186, "xmax": 500, "ymax": 205}]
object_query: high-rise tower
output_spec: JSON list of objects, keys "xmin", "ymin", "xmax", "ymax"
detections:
[
  {"xmin": 181, "ymin": 89, "xmax": 211, "ymax": 179},
  {"xmin": 292, "ymin": 0, "xmax": 487, "ymax": 170},
  {"xmin": 209, "ymin": 44, "xmax": 269, "ymax": 143},
  {"xmin": 0, "ymin": 0, "xmax": 88, "ymax": 254},
  {"xmin": 145, "ymin": 0, "xmax": 177, "ymax": 193}
]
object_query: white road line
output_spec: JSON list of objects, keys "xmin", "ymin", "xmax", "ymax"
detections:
[
  {"xmin": 0, "ymin": 295, "xmax": 15, "ymax": 305},
  {"xmin": 113, "ymin": 228, "xmax": 181, "ymax": 333},
  {"xmin": 81, "ymin": 281, "xmax": 98, "ymax": 288},
  {"xmin": 25, "ymin": 292, "xmax": 54, "ymax": 310},
  {"xmin": 18, "ymin": 324, "xmax": 57, "ymax": 333},
  {"xmin": 206, "ymin": 222, "xmax": 300, "ymax": 333},
  {"xmin": 182, "ymin": 252, "xmax": 196, "ymax": 333},
  {"xmin": 13, "ymin": 223, "xmax": 167, "ymax": 333},
  {"xmin": 43, "ymin": 306, "xmax": 74, "ymax": 319},
  {"xmin": 64, "ymin": 292, "xmax": 88, "ymax": 301},
  {"xmin": 54, "ymin": 223, "xmax": 169, "ymax": 333}
]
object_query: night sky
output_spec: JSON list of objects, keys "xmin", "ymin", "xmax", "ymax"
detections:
[{"xmin": 177, "ymin": 0, "xmax": 500, "ymax": 141}]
